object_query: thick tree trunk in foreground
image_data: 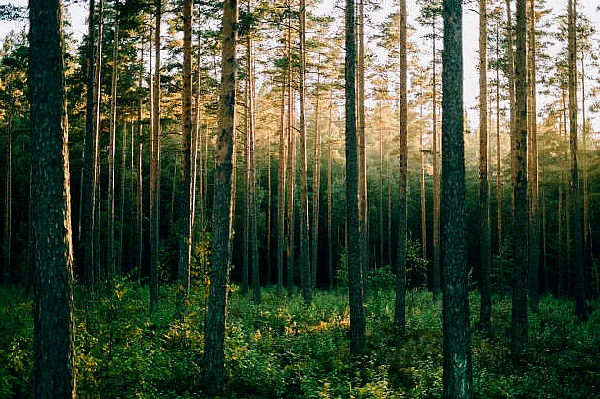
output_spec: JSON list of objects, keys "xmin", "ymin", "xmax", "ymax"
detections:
[
  {"xmin": 346, "ymin": 0, "xmax": 365, "ymax": 355},
  {"xmin": 442, "ymin": 0, "xmax": 473, "ymax": 396},
  {"xmin": 203, "ymin": 0, "xmax": 238, "ymax": 393},
  {"xmin": 29, "ymin": 0, "xmax": 75, "ymax": 395},
  {"xmin": 511, "ymin": 0, "xmax": 529, "ymax": 358}
]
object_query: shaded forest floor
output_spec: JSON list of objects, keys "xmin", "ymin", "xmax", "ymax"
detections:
[{"xmin": 1, "ymin": 283, "xmax": 599, "ymax": 398}]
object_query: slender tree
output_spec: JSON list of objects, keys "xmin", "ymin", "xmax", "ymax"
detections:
[
  {"xmin": 567, "ymin": 0, "xmax": 585, "ymax": 319},
  {"xmin": 394, "ymin": 0, "xmax": 407, "ymax": 335},
  {"xmin": 442, "ymin": 0, "xmax": 473, "ymax": 395},
  {"xmin": 299, "ymin": 0, "xmax": 311, "ymax": 304},
  {"xmin": 149, "ymin": 0, "xmax": 162, "ymax": 312},
  {"xmin": 478, "ymin": 0, "xmax": 492, "ymax": 333},
  {"xmin": 176, "ymin": 0, "xmax": 194, "ymax": 316},
  {"xmin": 277, "ymin": 76, "xmax": 287, "ymax": 292},
  {"xmin": 346, "ymin": 0, "xmax": 365, "ymax": 355},
  {"xmin": 29, "ymin": 0, "xmax": 75, "ymax": 395},
  {"xmin": 203, "ymin": 0, "xmax": 238, "ymax": 393},
  {"xmin": 527, "ymin": 0, "xmax": 540, "ymax": 311}
]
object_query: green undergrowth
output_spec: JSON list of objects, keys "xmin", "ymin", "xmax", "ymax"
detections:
[{"xmin": 0, "ymin": 282, "xmax": 598, "ymax": 398}]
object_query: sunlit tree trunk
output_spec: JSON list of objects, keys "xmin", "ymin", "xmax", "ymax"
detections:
[
  {"xmin": 495, "ymin": 22, "xmax": 504, "ymax": 297},
  {"xmin": 419, "ymin": 84, "xmax": 426, "ymax": 260},
  {"xmin": 311, "ymin": 77, "xmax": 322, "ymax": 291},
  {"xmin": 327, "ymin": 139, "xmax": 333, "ymax": 289},
  {"xmin": 29, "ymin": 0, "xmax": 75, "ymax": 394},
  {"xmin": 357, "ymin": 0, "xmax": 368, "ymax": 285},
  {"xmin": 286, "ymin": 12, "xmax": 296, "ymax": 298},
  {"xmin": 441, "ymin": 0, "xmax": 473, "ymax": 395},
  {"xmin": 432, "ymin": 19, "xmax": 441, "ymax": 302},
  {"xmin": 277, "ymin": 77, "xmax": 287, "ymax": 292},
  {"xmin": 203, "ymin": 0, "xmax": 238, "ymax": 392},
  {"xmin": 136, "ymin": 42, "xmax": 144, "ymax": 283},
  {"xmin": 346, "ymin": 0, "xmax": 365, "ymax": 355}
]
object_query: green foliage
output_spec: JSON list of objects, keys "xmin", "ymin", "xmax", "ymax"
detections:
[{"xmin": 1, "ymin": 285, "xmax": 599, "ymax": 398}]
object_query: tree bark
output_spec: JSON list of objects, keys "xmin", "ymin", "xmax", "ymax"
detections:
[
  {"xmin": 567, "ymin": 0, "xmax": 585, "ymax": 319},
  {"xmin": 3, "ymin": 114, "xmax": 11, "ymax": 284},
  {"xmin": 511, "ymin": 0, "xmax": 529, "ymax": 358},
  {"xmin": 203, "ymin": 0, "xmax": 238, "ymax": 393},
  {"xmin": 311, "ymin": 77, "xmax": 322, "ymax": 291},
  {"xmin": 527, "ymin": 0, "xmax": 540, "ymax": 311},
  {"xmin": 299, "ymin": 0, "xmax": 311, "ymax": 304},
  {"xmin": 150, "ymin": 0, "xmax": 162, "ymax": 312},
  {"xmin": 432, "ymin": 19, "xmax": 441, "ymax": 302},
  {"xmin": 394, "ymin": 0, "xmax": 407, "ymax": 335},
  {"xmin": 29, "ymin": 0, "xmax": 75, "ymax": 395},
  {"xmin": 478, "ymin": 0, "xmax": 492, "ymax": 333},
  {"xmin": 177, "ymin": 0, "xmax": 194, "ymax": 317},
  {"xmin": 346, "ymin": 0, "xmax": 365, "ymax": 355},
  {"xmin": 441, "ymin": 0, "xmax": 473, "ymax": 395},
  {"xmin": 277, "ymin": 76, "xmax": 287, "ymax": 292}
]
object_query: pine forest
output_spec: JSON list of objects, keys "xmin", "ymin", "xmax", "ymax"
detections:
[{"xmin": 0, "ymin": 0, "xmax": 599, "ymax": 397}]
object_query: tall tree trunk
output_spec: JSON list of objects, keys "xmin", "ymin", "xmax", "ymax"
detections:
[
  {"xmin": 203, "ymin": 0, "xmax": 238, "ymax": 393},
  {"xmin": 394, "ymin": 0, "xmax": 407, "ymax": 335},
  {"xmin": 478, "ymin": 0, "xmax": 492, "ymax": 333},
  {"xmin": 136, "ymin": 43, "xmax": 144, "ymax": 283},
  {"xmin": 107, "ymin": 4, "xmax": 120, "ymax": 284},
  {"xmin": 299, "ymin": 0, "xmax": 311, "ymax": 304},
  {"xmin": 311, "ymin": 77, "xmax": 321, "ymax": 290},
  {"xmin": 511, "ymin": 0, "xmax": 528, "ymax": 358},
  {"xmin": 286, "ymin": 14, "xmax": 296, "ymax": 298},
  {"xmin": 346, "ymin": 0, "xmax": 365, "ymax": 355},
  {"xmin": 118, "ymin": 122, "xmax": 127, "ymax": 276},
  {"xmin": 419, "ymin": 84, "xmax": 426, "ymax": 260},
  {"xmin": 29, "ymin": 0, "xmax": 75, "ymax": 394},
  {"xmin": 247, "ymin": 21, "xmax": 260, "ymax": 304},
  {"xmin": 441, "ymin": 0, "xmax": 473, "ymax": 395},
  {"xmin": 243, "ymin": 83, "xmax": 249, "ymax": 294},
  {"xmin": 379, "ymin": 102, "xmax": 384, "ymax": 267},
  {"xmin": 387, "ymin": 152, "xmax": 392, "ymax": 268},
  {"xmin": 327, "ymin": 140, "xmax": 333, "ymax": 290},
  {"xmin": 94, "ymin": 0, "xmax": 104, "ymax": 289},
  {"xmin": 357, "ymin": 0, "xmax": 368, "ymax": 286},
  {"xmin": 3, "ymin": 114, "xmax": 11, "ymax": 284},
  {"xmin": 568, "ymin": 0, "xmax": 585, "ymax": 319},
  {"xmin": 527, "ymin": 0, "xmax": 540, "ymax": 311},
  {"xmin": 150, "ymin": 0, "xmax": 162, "ymax": 312},
  {"xmin": 277, "ymin": 77, "xmax": 287, "ymax": 292},
  {"xmin": 176, "ymin": 0, "xmax": 194, "ymax": 317},
  {"xmin": 495, "ymin": 22, "xmax": 504, "ymax": 297},
  {"xmin": 82, "ymin": 0, "xmax": 101, "ymax": 294},
  {"xmin": 267, "ymin": 112, "xmax": 272, "ymax": 286},
  {"xmin": 580, "ymin": 54, "xmax": 589, "ymax": 296},
  {"xmin": 432, "ymin": 20, "xmax": 441, "ymax": 302}
]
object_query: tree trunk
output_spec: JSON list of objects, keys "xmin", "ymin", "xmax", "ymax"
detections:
[
  {"xmin": 286, "ymin": 14, "xmax": 296, "ymax": 298},
  {"xmin": 311, "ymin": 77, "xmax": 322, "ymax": 291},
  {"xmin": 277, "ymin": 77, "xmax": 287, "ymax": 292},
  {"xmin": 495, "ymin": 22, "xmax": 504, "ymax": 297},
  {"xmin": 203, "ymin": 0, "xmax": 238, "ymax": 393},
  {"xmin": 107, "ymin": 5, "xmax": 119, "ymax": 284},
  {"xmin": 150, "ymin": 0, "xmax": 162, "ymax": 312},
  {"xmin": 176, "ymin": 0, "xmax": 194, "ymax": 317},
  {"xmin": 419, "ymin": 84, "xmax": 426, "ymax": 260},
  {"xmin": 394, "ymin": 0, "xmax": 407, "ymax": 335},
  {"xmin": 379, "ymin": 102, "xmax": 384, "ymax": 267},
  {"xmin": 327, "ymin": 140, "xmax": 333, "ymax": 290},
  {"xmin": 568, "ymin": 0, "xmax": 585, "ymax": 319},
  {"xmin": 432, "ymin": 20, "xmax": 441, "ymax": 302},
  {"xmin": 511, "ymin": 0, "xmax": 528, "ymax": 359},
  {"xmin": 3, "ymin": 114, "xmax": 11, "ymax": 284},
  {"xmin": 478, "ymin": 0, "xmax": 492, "ymax": 333},
  {"xmin": 441, "ymin": 0, "xmax": 473, "ymax": 395},
  {"xmin": 29, "ymin": 0, "xmax": 75, "ymax": 394},
  {"xmin": 118, "ymin": 122, "xmax": 127, "ymax": 276},
  {"xmin": 136, "ymin": 43, "xmax": 144, "ymax": 283},
  {"xmin": 299, "ymin": 0, "xmax": 311, "ymax": 304},
  {"xmin": 345, "ymin": 0, "xmax": 365, "ymax": 355},
  {"xmin": 357, "ymin": 0, "xmax": 368, "ymax": 286},
  {"xmin": 527, "ymin": 0, "xmax": 540, "ymax": 311}
]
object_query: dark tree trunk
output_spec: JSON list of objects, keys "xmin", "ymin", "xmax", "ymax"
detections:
[
  {"xmin": 277, "ymin": 77, "xmax": 287, "ymax": 292},
  {"xmin": 29, "ymin": 0, "xmax": 75, "ymax": 395},
  {"xmin": 478, "ymin": 0, "xmax": 492, "ymax": 333},
  {"xmin": 511, "ymin": 0, "xmax": 529, "ymax": 359},
  {"xmin": 345, "ymin": 0, "xmax": 365, "ymax": 355},
  {"xmin": 202, "ymin": 0, "xmax": 238, "ymax": 393},
  {"xmin": 441, "ymin": 0, "xmax": 473, "ymax": 396},
  {"xmin": 394, "ymin": 0, "xmax": 407, "ymax": 335}
]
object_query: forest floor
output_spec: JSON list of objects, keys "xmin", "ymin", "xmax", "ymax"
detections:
[{"xmin": 0, "ymin": 282, "xmax": 599, "ymax": 398}]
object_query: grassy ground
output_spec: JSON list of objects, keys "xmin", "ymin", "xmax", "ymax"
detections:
[{"xmin": 0, "ymin": 283, "xmax": 598, "ymax": 398}]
